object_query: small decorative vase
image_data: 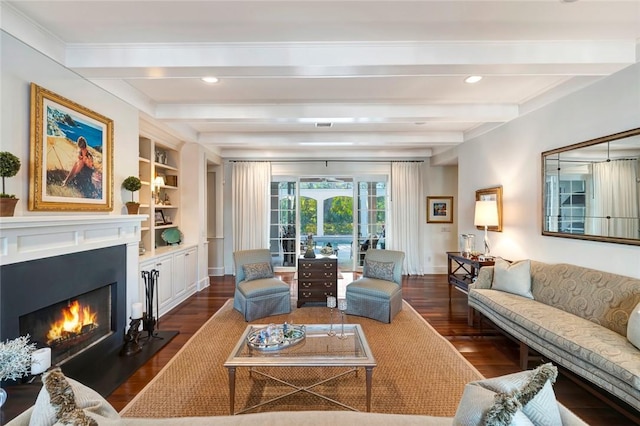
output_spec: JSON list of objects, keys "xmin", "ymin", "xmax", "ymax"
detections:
[{"xmin": 0, "ymin": 387, "xmax": 7, "ymax": 407}]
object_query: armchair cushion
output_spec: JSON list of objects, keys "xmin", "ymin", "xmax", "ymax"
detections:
[
  {"xmin": 347, "ymin": 277, "xmax": 401, "ymax": 299},
  {"xmin": 242, "ymin": 262, "xmax": 274, "ymax": 281},
  {"xmin": 363, "ymin": 259, "xmax": 395, "ymax": 282}
]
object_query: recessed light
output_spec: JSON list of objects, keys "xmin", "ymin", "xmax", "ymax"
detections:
[
  {"xmin": 201, "ymin": 76, "xmax": 219, "ymax": 84},
  {"xmin": 464, "ymin": 76, "xmax": 483, "ymax": 84}
]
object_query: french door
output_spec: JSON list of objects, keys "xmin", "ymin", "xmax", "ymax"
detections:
[{"xmin": 269, "ymin": 177, "xmax": 387, "ymax": 271}]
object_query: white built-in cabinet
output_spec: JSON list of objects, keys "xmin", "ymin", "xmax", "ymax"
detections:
[
  {"xmin": 137, "ymin": 118, "xmax": 202, "ymax": 319},
  {"xmin": 139, "ymin": 245, "xmax": 198, "ymax": 318}
]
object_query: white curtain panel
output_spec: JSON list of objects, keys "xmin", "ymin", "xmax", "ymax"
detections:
[
  {"xmin": 232, "ymin": 161, "xmax": 271, "ymax": 252},
  {"xmin": 389, "ymin": 162, "xmax": 424, "ymax": 275},
  {"xmin": 587, "ymin": 159, "xmax": 639, "ymax": 239}
]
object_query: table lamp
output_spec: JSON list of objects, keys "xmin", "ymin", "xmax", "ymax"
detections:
[
  {"xmin": 153, "ymin": 176, "xmax": 165, "ymax": 204},
  {"xmin": 474, "ymin": 200, "xmax": 499, "ymax": 256}
]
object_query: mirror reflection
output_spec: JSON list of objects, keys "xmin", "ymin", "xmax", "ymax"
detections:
[{"xmin": 542, "ymin": 128, "xmax": 640, "ymax": 245}]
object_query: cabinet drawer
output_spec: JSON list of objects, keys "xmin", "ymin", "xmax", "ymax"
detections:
[
  {"xmin": 299, "ymin": 270, "xmax": 337, "ymax": 280},
  {"xmin": 298, "ymin": 289, "xmax": 337, "ymax": 301},
  {"xmin": 299, "ymin": 280, "xmax": 337, "ymax": 291}
]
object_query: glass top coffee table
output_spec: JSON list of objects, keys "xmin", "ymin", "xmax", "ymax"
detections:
[{"xmin": 224, "ymin": 323, "xmax": 376, "ymax": 415}]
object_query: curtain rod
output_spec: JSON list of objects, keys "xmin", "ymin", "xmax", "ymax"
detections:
[{"xmin": 228, "ymin": 160, "xmax": 424, "ymax": 163}]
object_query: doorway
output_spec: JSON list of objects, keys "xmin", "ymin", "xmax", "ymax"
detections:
[{"xmin": 270, "ymin": 176, "xmax": 387, "ymax": 272}]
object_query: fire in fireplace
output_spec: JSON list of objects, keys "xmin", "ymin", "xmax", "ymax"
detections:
[{"xmin": 19, "ymin": 284, "xmax": 113, "ymax": 366}]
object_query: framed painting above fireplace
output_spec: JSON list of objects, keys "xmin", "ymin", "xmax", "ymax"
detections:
[{"xmin": 28, "ymin": 83, "xmax": 114, "ymax": 211}]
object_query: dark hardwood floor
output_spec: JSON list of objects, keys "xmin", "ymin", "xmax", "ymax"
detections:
[{"xmin": 107, "ymin": 273, "xmax": 637, "ymax": 425}]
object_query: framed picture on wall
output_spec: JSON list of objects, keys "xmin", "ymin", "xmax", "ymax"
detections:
[
  {"xmin": 426, "ymin": 196, "xmax": 454, "ymax": 223},
  {"xmin": 28, "ymin": 83, "xmax": 113, "ymax": 211},
  {"xmin": 475, "ymin": 186, "xmax": 503, "ymax": 232}
]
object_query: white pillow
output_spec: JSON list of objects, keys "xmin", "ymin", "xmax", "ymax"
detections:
[
  {"xmin": 29, "ymin": 368, "xmax": 121, "ymax": 426},
  {"xmin": 453, "ymin": 363, "xmax": 562, "ymax": 426},
  {"xmin": 492, "ymin": 258, "xmax": 534, "ymax": 299},
  {"xmin": 628, "ymin": 301, "xmax": 640, "ymax": 349}
]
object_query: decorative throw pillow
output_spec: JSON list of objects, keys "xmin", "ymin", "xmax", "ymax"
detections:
[
  {"xmin": 29, "ymin": 367, "xmax": 121, "ymax": 426},
  {"xmin": 243, "ymin": 262, "xmax": 274, "ymax": 281},
  {"xmin": 628, "ymin": 301, "xmax": 640, "ymax": 349},
  {"xmin": 492, "ymin": 258, "xmax": 534, "ymax": 299},
  {"xmin": 453, "ymin": 363, "xmax": 562, "ymax": 426},
  {"xmin": 363, "ymin": 259, "xmax": 395, "ymax": 282}
]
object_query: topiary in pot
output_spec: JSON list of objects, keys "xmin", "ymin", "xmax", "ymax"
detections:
[
  {"xmin": 122, "ymin": 176, "xmax": 142, "ymax": 214},
  {"xmin": 0, "ymin": 151, "xmax": 21, "ymax": 216}
]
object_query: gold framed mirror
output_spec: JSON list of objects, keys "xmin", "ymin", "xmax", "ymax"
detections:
[{"xmin": 541, "ymin": 127, "xmax": 640, "ymax": 246}]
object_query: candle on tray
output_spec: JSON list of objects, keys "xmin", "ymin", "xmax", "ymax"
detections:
[
  {"xmin": 31, "ymin": 347, "xmax": 51, "ymax": 375},
  {"xmin": 327, "ymin": 296, "xmax": 337, "ymax": 308},
  {"xmin": 132, "ymin": 302, "xmax": 143, "ymax": 319}
]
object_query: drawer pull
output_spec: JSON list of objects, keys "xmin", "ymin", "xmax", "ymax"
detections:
[
  {"xmin": 302, "ymin": 282, "xmax": 312, "ymax": 288},
  {"xmin": 301, "ymin": 263, "xmax": 311, "ymax": 269},
  {"xmin": 301, "ymin": 292, "xmax": 312, "ymax": 298},
  {"xmin": 302, "ymin": 272, "xmax": 312, "ymax": 278},
  {"xmin": 324, "ymin": 272, "xmax": 334, "ymax": 278},
  {"xmin": 324, "ymin": 292, "xmax": 335, "ymax": 297},
  {"xmin": 323, "ymin": 282, "xmax": 333, "ymax": 288},
  {"xmin": 323, "ymin": 263, "xmax": 333, "ymax": 268}
]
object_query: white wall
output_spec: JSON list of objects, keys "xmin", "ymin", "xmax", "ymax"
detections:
[
  {"xmin": 458, "ymin": 63, "xmax": 640, "ymax": 278},
  {"xmin": 1, "ymin": 32, "xmax": 139, "ymax": 216},
  {"xmin": 423, "ymin": 161, "xmax": 458, "ymax": 273}
]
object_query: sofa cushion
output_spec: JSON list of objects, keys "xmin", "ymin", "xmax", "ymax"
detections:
[
  {"xmin": 469, "ymin": 288, "xmax": 640, "ymax": 394},
  {"xmin": 363, "ymin": 259, "xmax": 395, "ymax": 282},
  {"xmin": 29, "ymin": 368, "xmax": 121, "ymax": 426},
  {"xmin": 628, "ymin": 301, "xmax": 640, "ymax": 350},
  {"xmin": 242, "ymin": 262, "xmax": 274, "ymax": 281},
  {"xmin": 492, "ymin": 258, "xmax": 533, "ymax": 299},
  {"xmin": 453, "ymin": 363, "xmax": 561, "ymax": 426}
]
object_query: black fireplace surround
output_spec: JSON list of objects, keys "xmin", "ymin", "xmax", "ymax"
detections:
[{"xmin": 1, "ymin": 245, "xmax": 126, "ymax": 381}]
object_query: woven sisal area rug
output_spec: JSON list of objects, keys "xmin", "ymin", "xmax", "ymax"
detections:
[{"xmin": 120, "ymin": 299, "xmax": 483, "ymax": 418}]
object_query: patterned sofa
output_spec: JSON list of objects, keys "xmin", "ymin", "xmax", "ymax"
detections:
[{"xmin": 467, "ymin": 260, "xmax": 640, "ymax": 412}]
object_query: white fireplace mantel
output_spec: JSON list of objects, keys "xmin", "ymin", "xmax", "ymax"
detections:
[{"xmin": 0, "ymin": 215, "xmax": 146, "ymax": 265}]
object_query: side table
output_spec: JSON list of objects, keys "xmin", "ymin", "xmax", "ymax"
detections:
[{"xmin": 446, "ymin": 252, "xmax": 495, "ymax": 300}]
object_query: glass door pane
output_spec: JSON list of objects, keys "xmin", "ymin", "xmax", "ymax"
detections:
[
  {"xmin": 300, "ymin": 178, "xmax": 354, "ymax": 270},
  {"xmin": 356, "ymin": 181, "xmax": 387, "ymax": 267},
  {"xmin": 269, "ymin": 181, "xmax": 297, "ymax": 268}
]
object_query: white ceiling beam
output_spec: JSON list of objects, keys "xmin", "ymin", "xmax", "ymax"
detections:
[
  {"xmin": 197, "ymin": 131, "xmax": 463, "ymax": 145},
  {"xmin": 155, "ymin": 103, "xmax": 519, "ymax": 122},
  {"xmin": 65, "ymin": 40, "xmax": 637, "ymax": 73}
]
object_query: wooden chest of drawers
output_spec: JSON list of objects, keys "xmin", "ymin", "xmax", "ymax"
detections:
[{"xmin": 297, "ymin": 257, "xmax": 338, "ymax": 307}]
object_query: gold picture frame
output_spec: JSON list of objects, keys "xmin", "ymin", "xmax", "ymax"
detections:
[
  {"xmin": 29, "ymin": 83, "xmax": 113, "ymax": 211},
  {"xmin": 426, "ymin": 196, "xmax": 453, "ymax": 223},
  {"xmin": 475, "ymin": 186, "xmax": 503, "ymax": 232}
]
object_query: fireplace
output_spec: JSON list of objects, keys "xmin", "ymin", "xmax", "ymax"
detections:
[
  {"xmin": 1, "ymin": 245, "xmax": 126, "ymax": 377},
  {"xmin": 19, "ymin": 284, "xmax": 114, "ymax": 366}
]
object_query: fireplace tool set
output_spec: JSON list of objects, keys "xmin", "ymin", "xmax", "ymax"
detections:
[
  {"xmin": 141, "ymin": 269, "xmax": 162, "ymax": 340},
  {"xmin": 121, "ymin": 269, "xmax": 162, "ymax": 356}
]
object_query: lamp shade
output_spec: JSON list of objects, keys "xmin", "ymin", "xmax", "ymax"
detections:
[
  {"xmin": 153, "ymin": 176, "xmax": 165, "ymax": 187},
  {"xmin": 474, "ymin": 200, "xmax": 499, "ymax": 227}
]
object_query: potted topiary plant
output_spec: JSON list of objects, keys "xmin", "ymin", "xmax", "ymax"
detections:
[
  {"xmin": 0, "ymin": 151, "xmax": 21, "ymax": 217},
  {"xmin": 122, "ymin": 176, "xmax": 142, "ymax": 214}
]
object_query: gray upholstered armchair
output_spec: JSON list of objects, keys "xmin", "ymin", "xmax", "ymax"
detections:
[
  {"xmin": 233, "ymin": 249, "xmax": 291, "ymax": 321},
  {"xmin": 345, "ymin": 249, "xmax": 405, "ymax": 323}
]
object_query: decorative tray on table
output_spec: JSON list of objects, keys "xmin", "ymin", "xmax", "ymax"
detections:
[{"xmin": 246, "ymin": 323, "xmax": 306, "ymax": 351}]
